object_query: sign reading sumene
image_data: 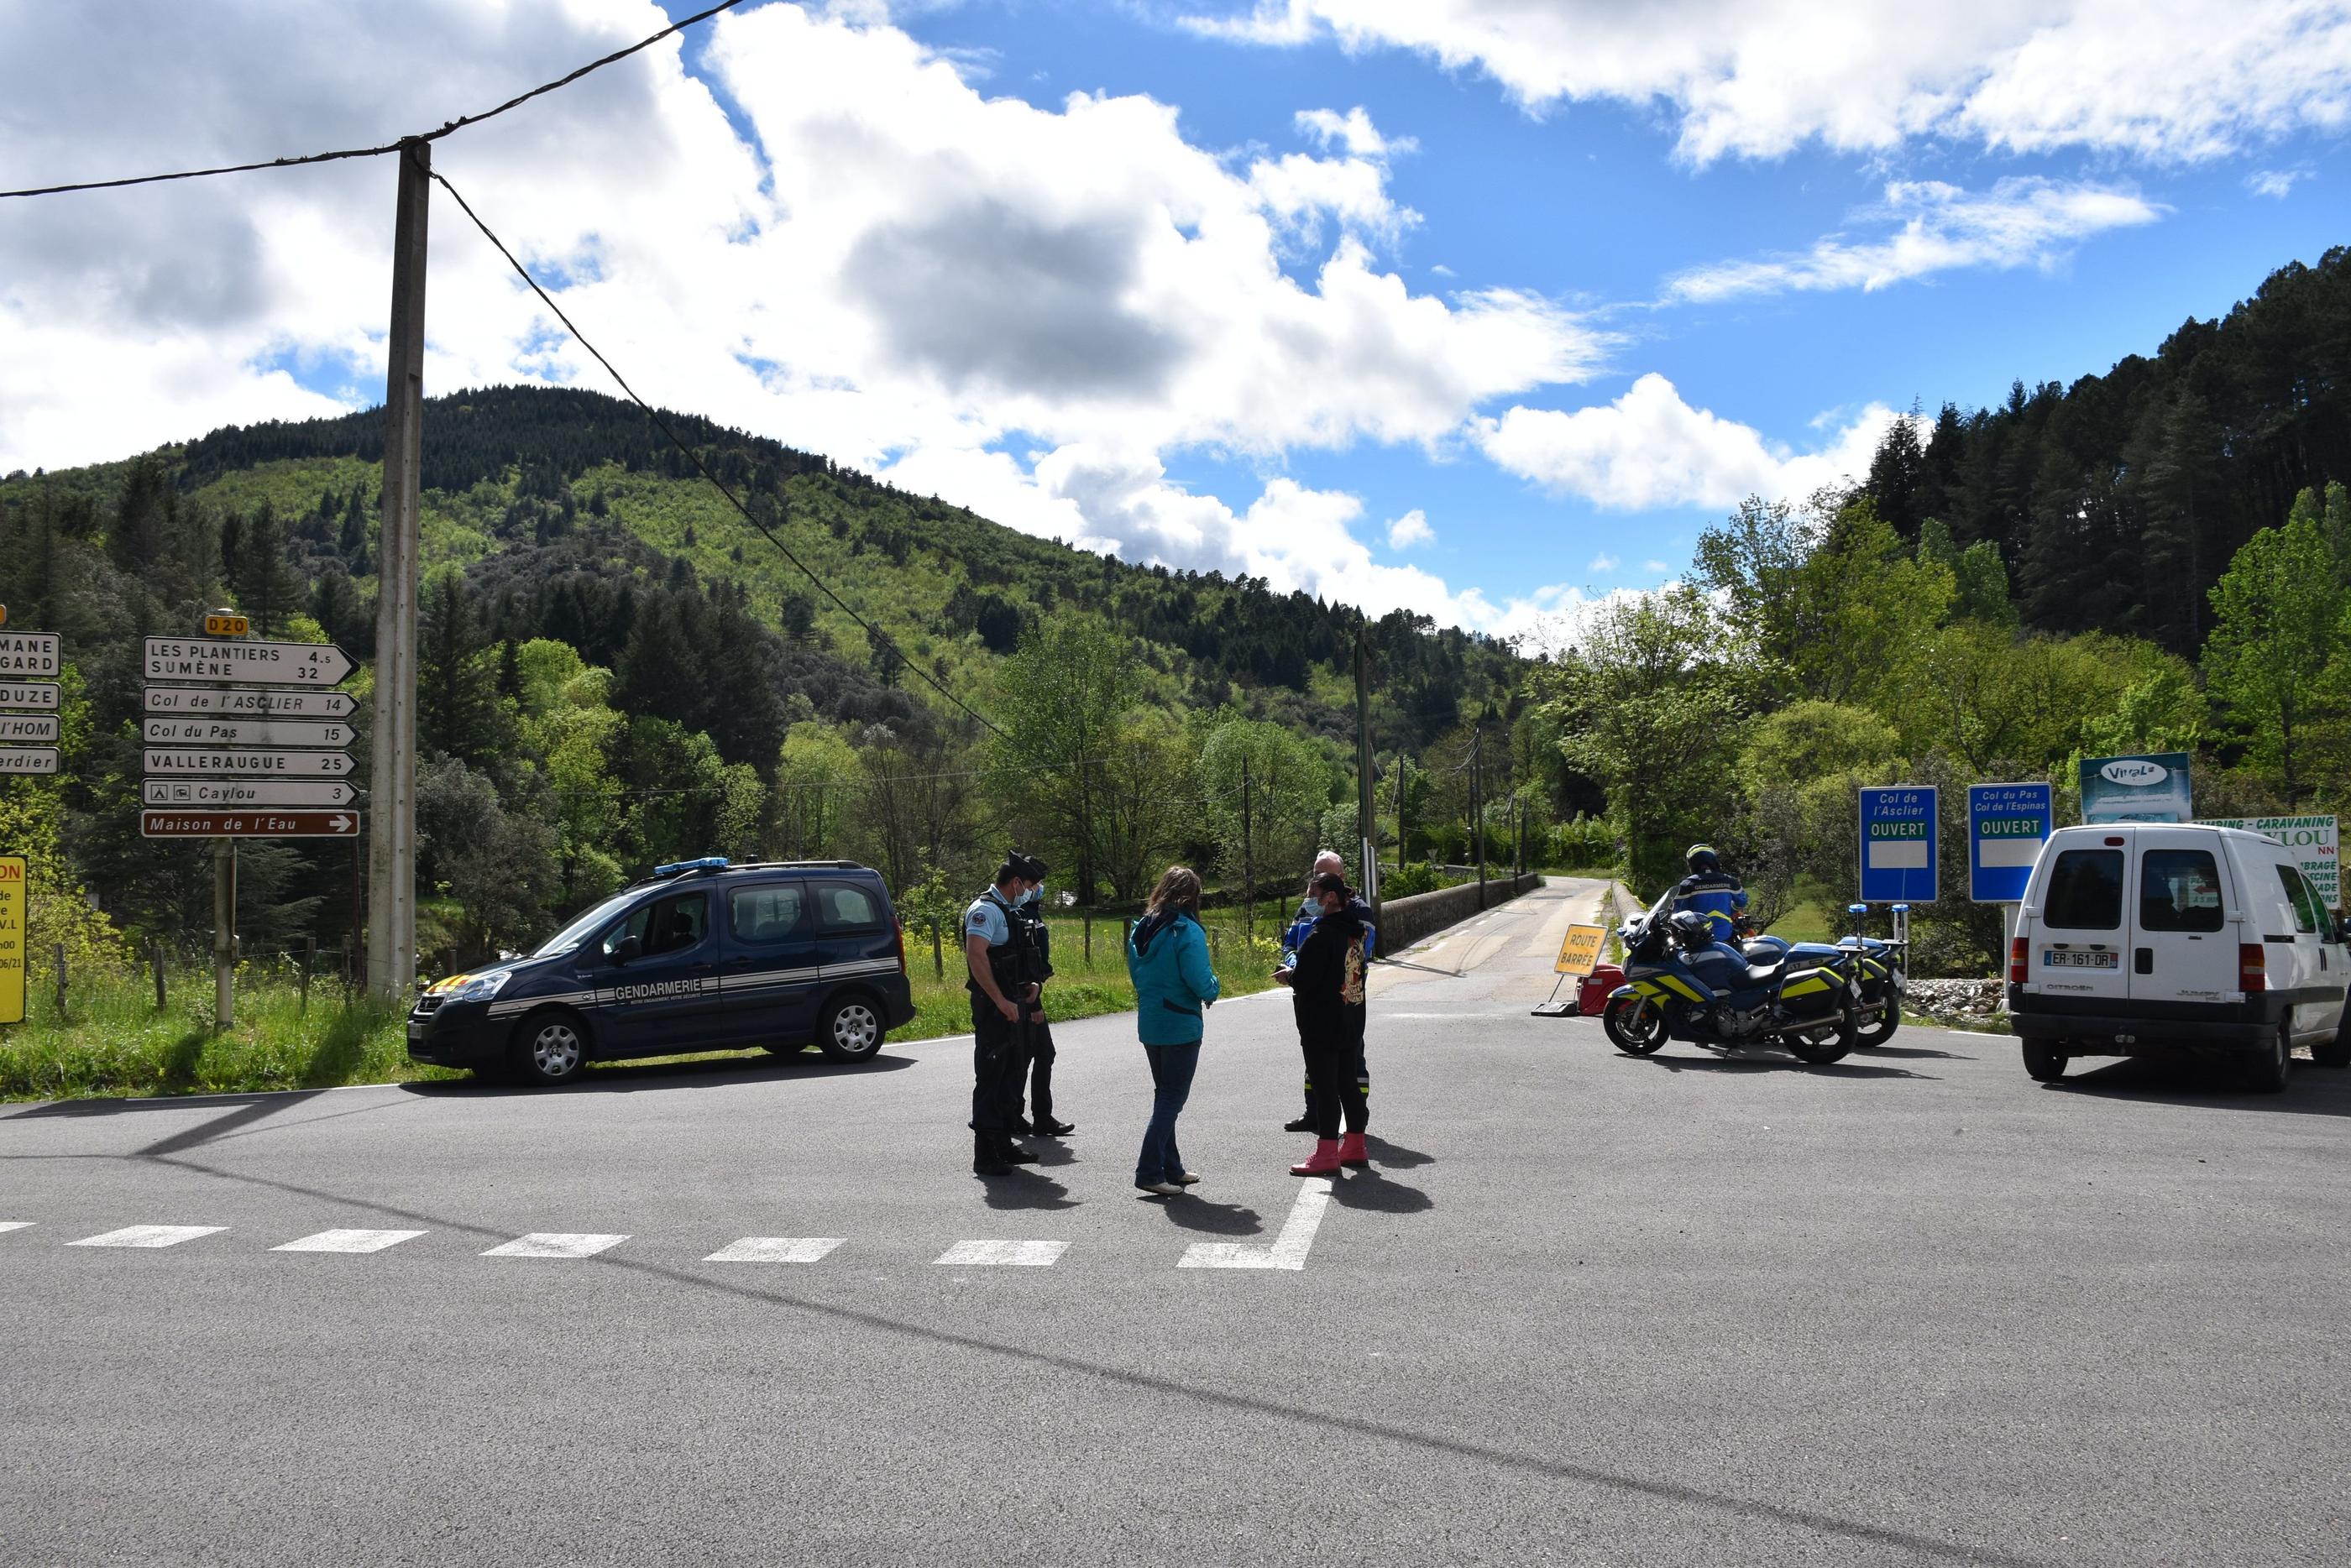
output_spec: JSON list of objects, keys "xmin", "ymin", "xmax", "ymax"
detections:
[{"xmin": 142, "ymin": 637, "xmax": 352, "ymax": 687}]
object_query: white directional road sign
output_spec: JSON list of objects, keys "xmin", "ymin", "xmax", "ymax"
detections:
[
  {"xmin": 142, "ymin": 717, "xmax": 352, "ymax": 748},
  {"xmin": 143, "ymin": 684, "xmax": 356, "ymax": 718},
  {"xmin": 0, "ymin": 633, "xmax": 60, "ymax": 677},
  {"xmin": 0, "ymin": 745, "xmax": 60, "ymax": 775},
  {"xmin": 0, "ymin": 715, "xmax": 60, "ymax": 744},
  {"xmin": 142, "ymin": 637, "xmax": 353, "ymax": 687},
  {"xmin": 0, "ymin": 681, "xmax": 60, "ymax": 711},
  {"xmin": 143, "ymin": 778, "xmax": 360, "ymax": 808},
  {"xmin": 143, "ymin": 747, "xmax": 353, "ymax": 776}
]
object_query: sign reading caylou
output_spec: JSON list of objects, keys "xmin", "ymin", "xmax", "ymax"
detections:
[
  {"xmin": 2081, "ymin": 751, "xmax": 2192, "ymax": 824},
  {"xmin": 1859, "ymin": 786, "xmax": 1938, "ymax": 903},
  {"xmin": 2200, "ymin": 814, "xmax": 2340, "ymax": 907},
  {"xmin": 1968, "ymin": 782, "xmax": 2052, "ymax": 903}
]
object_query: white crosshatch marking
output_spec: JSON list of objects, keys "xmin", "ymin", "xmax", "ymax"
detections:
[
  {"xmin": 934, "ymin": 1239, "xmax": 1066, "ymax": 1267},
  {"xmin": 480, "ymin": 1232, "xmax": 628, "ymax": 1259},
  {"xmin": 273, "ymin": 1229, "xmax": 426, "ymax": 1253},
  {"xmin": 705, "ymin": 1236, "xmax": 845, "ymax": 1264},
  {"xmin": 1180, "ymin": 1180, "xmax": 1332, "ymax": 1270},
  {"xmin": 68, "ymin": 1225, "xmax": 227, "ymax": 1249}
]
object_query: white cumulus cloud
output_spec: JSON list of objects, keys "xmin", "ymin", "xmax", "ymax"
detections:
[
  {"xmin": 1185, "ymin": 1, "xmax": 2351, "ymax": 165},
  {"xmin": 1664, "ymin": 177, "xmax": 2165, "ymax": 302},
  {"xmin": 1473, "ymin": 374, "xmax": 1898, "ymax": 510},
  {"xmin": 1385, "ymin": 509, "xmax": 1434, "ymax": 548}
]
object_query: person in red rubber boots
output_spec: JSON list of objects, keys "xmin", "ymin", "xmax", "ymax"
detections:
[{"xmin": 1288, "ymin": 872, "xmax": 1371, "ymax": 1176}]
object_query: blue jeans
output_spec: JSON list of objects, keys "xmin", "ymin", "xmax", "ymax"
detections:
[{"xmin": 1136, "ymin": 1042, "xmax": 1200, "ymax": 1184}]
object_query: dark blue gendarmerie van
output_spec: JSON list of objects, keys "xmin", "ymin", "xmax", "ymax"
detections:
[{"xmin": 406, "ymin": 857, "xmax": 916, "ymax": 1086}]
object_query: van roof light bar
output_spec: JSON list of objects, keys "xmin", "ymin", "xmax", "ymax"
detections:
[{"xmin": 653, "ymin": 855, "xmax": 730, "ymax": 877}]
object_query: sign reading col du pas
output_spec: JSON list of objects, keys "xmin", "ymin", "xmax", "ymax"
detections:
[
  {"xmin": 1859, "ymin": 785, "xmax": 1938, "ymax": 902},
  {"xmin": 2081, "ymin": 751, "xmax": 2192, "ymax": 824},
  {"xmin": 2199, "ymin": 814, "xmax": 2340, "ymax": 907},
  {"xmin": 1968, "ymin": 781, "xmax": 2053, "ymax": 904}
]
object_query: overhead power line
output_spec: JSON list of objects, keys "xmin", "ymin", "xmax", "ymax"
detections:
[
  {"xmin": 0, "ymin": 0, "xmax": 743, "ymax": 201},
  {"xmin": 427, "ymin": 165, "xmax": 1012, "ymax": 744}
]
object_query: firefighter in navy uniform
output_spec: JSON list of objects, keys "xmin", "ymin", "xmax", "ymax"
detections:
[
  {"xmin": 965, "ymin": 856, "xmax": 1045, "ymax": 1175},
  {"xmin": 1671, "ymin": 844, "xmax": 1748, "ymax": 943},
  {"xmin": 1003, "ymin": 854, "xmax": 1074, "ymax": 1137}
]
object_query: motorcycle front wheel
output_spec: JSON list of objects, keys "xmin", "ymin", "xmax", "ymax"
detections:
[
  {"xmin": 1603, "ymin": 995, "xmax": 1668, "ymax": 1055},
  {"xmin": 1783, "ymin": 998, "xmax": 1857, "ymax": 1065}
]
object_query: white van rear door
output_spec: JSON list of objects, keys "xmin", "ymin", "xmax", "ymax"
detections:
[
  {"xmin": 2031, "ymin": 833, "xmax": 2131, "ymax": 1005},
  {"xmin": 2127, "ymin": 829, "xmax": 2236, "ymax": 1006},
  {"xmin": 2265, "ymin": 856, "xmax": 2342, "ymax": 1040}
]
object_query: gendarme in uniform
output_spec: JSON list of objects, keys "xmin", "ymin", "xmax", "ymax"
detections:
[{"xmin": 965, "ymin": 878, "xmax": 1038, "ymax": 1160}]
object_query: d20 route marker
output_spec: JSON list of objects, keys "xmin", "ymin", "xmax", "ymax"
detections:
[
  {"xmin": 143, "ymin": 747, "xmax": 352, "ymax": 777},
  {"xmin": 0, "ymin": 746, "xmax": 60, "ymax": 776},
  {"xmin": 144, "ymin": 685, "xmax": 355, "ymax": 719},
  {"xmin": 142, "ymin": 717, "xmax": 352, "ymax": 748},
  {"xmin": 0, "ymin": 633, "xmax": 59, "ymax": 677},
  {"xmin": 142, "ymin": 637, "xmax": 352, "ymax": 687},
  {"xmin": 0, "ymin": 682, "xmax": 60, "ymax": 712},
  {"xmin": 143, "ymin": 778, "xmax": 359, "ymax": 808},
  {"xmin": 141, "ymin": 810, "xmax": 360, "ymax": 839}
]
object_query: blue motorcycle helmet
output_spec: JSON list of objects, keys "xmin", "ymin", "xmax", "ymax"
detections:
[
  {"xmin": 1685, "ymin": 844, "xmax": 1720, "ymax": 875},
  {"xmin": 1668, "ymin": 910, "xmax": 1715, "ymax": 949}
]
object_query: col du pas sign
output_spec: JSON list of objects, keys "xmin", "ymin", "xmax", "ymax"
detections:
[{"xmin": 2081, "ymin": 752, "xmax": 2192, "ymax": 824}]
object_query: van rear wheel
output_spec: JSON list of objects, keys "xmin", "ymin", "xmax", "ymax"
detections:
[
  {"xmin": 2022, "ymin": 1041, "xmax": 2068, "ymax": 1082},
  {"xmin": 816, "ymin": 993, "xmax": 884, "ymax": 1063},
  {"xmin": 2242, "ymin": 1022, "xmax": 2291, "ymax": 1094}
]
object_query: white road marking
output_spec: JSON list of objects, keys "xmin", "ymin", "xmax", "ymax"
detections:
[
  {"xmin": 68, "ymin": 1225, "xmax": 227, "ymax": 1249},
  {"xmin": 481, "ymin": 1232, "xmax": 628, "ymax": 1259},
  {"xmin": 0, "ymin": 1222, "xmax": 34, "ymax": 1235},
  {"xmin": 934, "ymin": 1239, "xmax": 1066, "ymax": 1267},
  {"xmin": 705, "ymin": 1236, "xmax": 845, "ymax": 1264},
  {"xmin": 273, "ymin": 1229, "xmax": 426, "ymax": 1253},
  {"xmin": 1179, "ymin": 1179, "xmax": 1332, "ymax": 1270}
]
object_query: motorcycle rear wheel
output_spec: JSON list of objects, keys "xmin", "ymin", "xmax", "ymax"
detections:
[
  {"xmin": 1604, "ymin": 995, "xmax": 1668, "ymax": 1055},
  {"xmin": 1784, "ymin": 998, "xmax": 1857, "ymax": 1065},
  {"xmin": 1855, "ymin": 989, "xmax": 1901, "ymax": 1047}
]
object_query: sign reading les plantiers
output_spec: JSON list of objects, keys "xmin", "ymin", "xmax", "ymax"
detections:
[
  {"xmin": 142, "ymin": 637, "xmax": 352, "ymax": 686},
  {"xmin": 2081, "ymin": 751, "xmax": 2192, "ymax": 824}
]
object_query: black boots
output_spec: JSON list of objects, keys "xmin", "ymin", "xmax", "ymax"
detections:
[{"xmin": 973, "ymin": 1133, "xmax": 1011, "ymax": 1176}]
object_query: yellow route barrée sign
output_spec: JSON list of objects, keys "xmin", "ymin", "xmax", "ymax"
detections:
[{"xmin": 1553, "ymin": 923, "xmax": 1606, "ymax": 976}]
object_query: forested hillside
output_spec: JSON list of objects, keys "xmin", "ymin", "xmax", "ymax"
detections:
[{"xmin": 0, "ymin": 385, "xmax": 1536, "ymax": 975}]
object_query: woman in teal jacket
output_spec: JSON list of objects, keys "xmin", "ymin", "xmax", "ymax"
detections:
[{"xmin": 1126, "ymin": 865, "xmax": 1221, "ymax": 1196}]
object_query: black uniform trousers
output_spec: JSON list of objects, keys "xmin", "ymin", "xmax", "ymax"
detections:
[
  {"xmin": 1295, "ymin": 993, "xmax": 1369, "ymax": 1132},
  {"xmin": 970, "ymin": 993, "xmax": 1018, "ymax": 1142},
  {"xmin": 1008, "ymin": 1011, "xmax": 1056, "ymax": 1126}
]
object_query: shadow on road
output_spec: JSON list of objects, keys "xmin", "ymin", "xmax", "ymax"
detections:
[
  {"xmin": 398, "ymin": 1052, "xmax": 915, "ymax": 1098},
  {"xmin": 978, "ymin": 1168, "xmax": 1080, "ymax": 1210},
  {"xmin": 2051, "ymin": 1057, "xmax": 2351, "ymax": 1116},
  {"xmin": 1155, "ymin": 1198, "xmax": 1265, "ymax": 1235},
  {"xmin": 1859, "ymin": 1043, "xmax": 1973, "ymax": 1060},
  {"xmin": 1629, "ymin": 1053, "xmax": 1934, "ymax": 1080},
  {"xmin": 1328, "ymin": 1168, "xmax": 1432, "ymax": 1213},
  {"xmin": 1362, "ymin": 1135, "xmax": 1433, "ymax": 1168}
]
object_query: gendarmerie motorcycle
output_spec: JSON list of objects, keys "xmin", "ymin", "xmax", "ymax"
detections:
[
  {"xmin": 1735, "ymin": 903, "xmax": 1906, "ymax": 1047},
  {"xmin": 1602, "ymin": 890, "xmax": 1862, "ymax": 1064}
]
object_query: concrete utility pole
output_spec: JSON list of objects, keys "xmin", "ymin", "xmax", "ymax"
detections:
[
  {"xmin": 367, "ymin": 139, "xmax": 429, "ymax": 1003},
  {"xmin": 212, "ymin": 840, "xmax": 235, "ymax": 1028},
  {"xmin": 1354, "ymin": 627, "xmax": 1378, "ymax": 921},
  {"xmin": 1471, "ymin": 728, "xmax": 1487, "ymax": 911},
  {"xmin": 1240, "ymin": 754, "xmax": 1254, "ymax": 943}
]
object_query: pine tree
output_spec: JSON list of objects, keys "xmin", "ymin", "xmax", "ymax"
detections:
[
  {"xmin": 232, "ymin": 503, "xmax": 306, "ymax": 635},
  {"xmin": 417, "ymin": 572, "xmax": 507, "ymax": 766}
]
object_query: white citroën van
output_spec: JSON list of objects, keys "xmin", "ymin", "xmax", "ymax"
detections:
[{"xmin": 2008, "ymin": 823, "xmax": 2351, "ymax": 1090}]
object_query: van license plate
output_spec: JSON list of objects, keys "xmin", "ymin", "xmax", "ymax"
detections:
[{"xmin": 2043, "ymin": 950, "xmax": 2118, "ymax": 970}]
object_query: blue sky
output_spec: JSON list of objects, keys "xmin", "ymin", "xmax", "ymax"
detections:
[{"xmin": 7, "ymin": 0, "xmax": 2348, "ymax": 638}]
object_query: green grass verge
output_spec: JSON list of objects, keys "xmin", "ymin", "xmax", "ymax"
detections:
[{"xmin": 0, "ymin": 922, "xmax": 1282, "ymax": 1103}]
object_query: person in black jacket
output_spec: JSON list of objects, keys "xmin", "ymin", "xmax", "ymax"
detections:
[
  {"xmin": 1277, "ymin": 851, "xmax": 1374, "ymax": 1137},
  {"xmin": 1286, "ymin": 872, "xmax": 1371, "ymax": 1176}
]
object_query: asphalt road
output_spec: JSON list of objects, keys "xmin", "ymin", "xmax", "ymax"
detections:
[{"xmin": 3, "ymin": 877, "xmax": 2347, "ymax": 1566}]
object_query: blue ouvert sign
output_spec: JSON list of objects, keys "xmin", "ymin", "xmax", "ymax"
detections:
[
  {"xmin": 1968, "ymin": 781, "xmax": 2052, "ymax": 903},
  {"xmin": 1859, "ymin": 786, "xmax": 1938, "ymax": 903}
]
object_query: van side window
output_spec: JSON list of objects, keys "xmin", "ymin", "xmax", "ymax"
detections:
[
  {"xmin": 730, "ymin": 884, "xmax": 809, "ymax": 946},
  {"xmin": 2275, "ymin": 865, "xmax": 2320, "ymax": 936},
  {"xmin": 813, "ymin": 882, "xmax": 884, "ymax": 933},
  {"xmin": 2139, "ymin": 849, "xmax": 2223, "ymax": 933},
  {"xmin": 2043, "ymin": 849, "xmax": 2123, "ymax": 930},
  {"xmin": 604, "ymin": 891, "xmax": 709, "ymax": 959}
]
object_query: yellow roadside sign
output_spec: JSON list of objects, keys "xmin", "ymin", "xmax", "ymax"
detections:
[
  {"xmin": 0, "ymin": 604, "xmax": 8, "ymax": 626},
  {"xmin": 1554, "ymin": 923, "xmax": 1606, "ymax": 976},
  {"xmin": 204, "ymin": 612, "xmax": 251, "ymax": 638},
  {"xmin": 0, "ymin": 855, "xmax": 24, "ymax": 1024}
]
